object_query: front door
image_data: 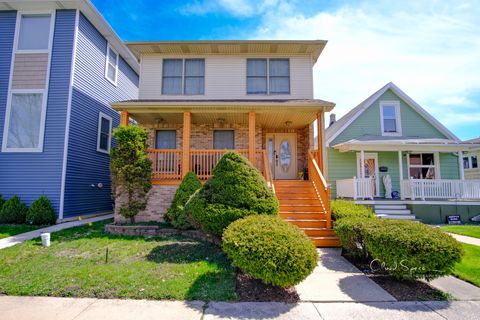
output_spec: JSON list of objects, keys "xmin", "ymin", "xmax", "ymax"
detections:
[
  {"xmin": 356, "ymin": 153, "xmax": 380, "ymax": 197},
  {"xmin": 266, "ymin": 133, "xmax": 297, "ymax": 180}
]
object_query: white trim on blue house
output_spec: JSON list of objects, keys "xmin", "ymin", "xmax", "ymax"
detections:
[
  {"xmin": 96, "ymin": 111, "xmax": 112, "ymax": 154},
  {"xmin": 59, "ymin": 9, "xmax": 80, "ymax": 221},
  {"xmin": 326, "ymin": 82, "xmax": 459, "ymax": 145},
  {"xmin": 1, "ymin": 9, "xmax": 55, "ymax": 153}
]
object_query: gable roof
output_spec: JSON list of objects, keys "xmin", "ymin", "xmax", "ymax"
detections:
[
  {"xmin": 326, "ymin": 82, "xmax": 459, "ymax": 145},
  {"xmin": 0, "ymin": 0, "xmax": 139, "ymax": 74}
]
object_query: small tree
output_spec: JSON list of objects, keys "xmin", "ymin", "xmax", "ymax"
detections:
[
  {"xmin": 0, "ymin": 195, "xmax": 27, "ymax": 224},
  {"xmin": 26, "ymin": 195, "xmax": 57, "ymax": 225},
  {"xmin": 110, "ymin": 126, "xmax": 152, "ymax": 223}
]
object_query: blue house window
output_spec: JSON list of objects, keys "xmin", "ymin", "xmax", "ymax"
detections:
[
  {"xmin": 105, "ymin": 44, "xmax": 119, "ymax": 86},
  {"xmin": 17, "ymin": 14, "xmax": 52, "ymax": 51},
  {"xmin": 97, "ymin": 113, "xmax": 112, "ymax": 154}
]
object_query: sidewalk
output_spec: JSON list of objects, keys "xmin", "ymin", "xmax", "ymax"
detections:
[
  {"xmin": 1, "ymin": 296, "xmax": 479, "ymax": 320},
  {"xmin": 446, "ymin": 232, "xmax": 480, "ymax": 246},
  {"xmin": 0, "ymin": 214, "xmax": 113, "ymax": 250}
]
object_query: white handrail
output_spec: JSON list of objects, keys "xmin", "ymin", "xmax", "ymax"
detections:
[
  {"xmin": 400, "ymin": 179, "xmax": 480, "ymax": 200},
  {"xmin": 337, "ymin": 177, "xmax": 374, "ymax": 200}
]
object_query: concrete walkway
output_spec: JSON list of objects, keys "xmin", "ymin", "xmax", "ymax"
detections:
[
  {"xmin": 430, "ymin": 276, "xmax": 480, "ymax": 301},
  {"xmin": 295, "ymin": 248, "xmax": 396, "ymax": 302},
  {"xmin": 447, "ymin": 232, "xmax": 480, "ymax": 246},
  {"xmin": 0, "ymin": 214, "xmax": 113, "ymax": 250},
  {"xmin": 1, "ymin": 296, "xmax": 479, "ymax": 320}
]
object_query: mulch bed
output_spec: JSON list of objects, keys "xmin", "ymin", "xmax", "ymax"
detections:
[
  {"xmin": 342, "ymin": 251, "xmax": 449, "ymax": 301},
  {"xmin": 235, "ymin": 272, "xmax": 299, "ymax": 303}
]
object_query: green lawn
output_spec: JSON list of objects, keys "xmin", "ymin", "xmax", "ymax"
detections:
[
  {"xmin": 0, "ymin": 224, "xmax": 43, "ymax": 240},
  {"xmin": 441, "ymin": 225, "xmax": 480, "ymax": 239},
  {"xmin": 453, "ymin": 244, "xmax": 480, "ymax": 287},
  {"xmin": 0, "ymin": 220, "xmax": 236, "ymax": 301}
]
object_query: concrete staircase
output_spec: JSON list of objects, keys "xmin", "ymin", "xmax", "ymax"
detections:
[
  {"xmin": 274, "ymin": 180, "xmax": 340, "ymax": 247},
  {"xmin": 374, "ymin": 203, "xmax": 416, "ymax": 220}
]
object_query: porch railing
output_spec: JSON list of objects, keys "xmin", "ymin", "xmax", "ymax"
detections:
[
  {"xmin": 336, "ymin": 177, "xmax": 375, "ymax": 200},
  {"xmin": 308, "ymin": 150, "xmax": 331, "ymax": 228},
  {"xmin": 147, "ymin": 149, "xmax": 271, "ymax": 186},
  {"xmin": 400, "ymin": 179, "xmax": 480, "ymax": 200}
]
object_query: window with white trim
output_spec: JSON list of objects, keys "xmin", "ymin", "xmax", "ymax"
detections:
[
  {"xmin": 409, "ymin": 153, "xmax": 436, "ymax": 179},
  {"xmin": 2, "ymin": 92, "xmax": 46, "ymax": 152},
  {"xmin": 247, "ymin": 58, "xmax": 290, "ymax": 95},
  {"xmin": 162, "ymin": 59, "xmax": 205, "ymax": 95},
  {"xmin": 97, "ymin": 113, "xmax": 112, "ymax": 153},
  {"xmin": 463, "ymin": 154, "xmax": 478, "ymax": 169},
  {"xmin": 17, "ymin": 14, "xmax": 52, "ymax": 51},
  {"xmin": 380, "ymin": 101, "xmax": 401, "ymax": 136},
  {"xmin": 105, "ymin": 45, "xmax": 118, "ymax": 85}
]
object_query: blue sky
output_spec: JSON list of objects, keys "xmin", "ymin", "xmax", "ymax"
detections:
[{"xmin": 92, "ymin": 0, "xmax": 480, "ymax": 140}]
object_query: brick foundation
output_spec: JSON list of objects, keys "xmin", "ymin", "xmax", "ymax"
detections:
[{"xmin": 114, "ymin": 184, "xmax": 178, "ymax": 223}]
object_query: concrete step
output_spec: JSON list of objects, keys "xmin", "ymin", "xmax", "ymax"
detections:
[
  {"xmin": 376, "ymin": 214, "xmax": 416, "ymax": 220},
  {"xmin": 374, "ymin": 205, "xmax": 407, "ymax": 210},
  {"xmin": 375, "ymin": 209, "xmax": 411, "ymax": 215}
]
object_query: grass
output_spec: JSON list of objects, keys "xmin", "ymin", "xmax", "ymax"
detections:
[
  {"xmin": 0, "ymin": 224, "xmax": 43, "ymax": 240},
  {"xmin": 440, "ymin": 225, "xmax": 480, "ymax": 239},
  {"xmin": 453, "ymin": 244, "xmax": 480, "ymax": 287},
  {"xmin": 0, "ymin": 219, "xmax": 236, "ymax": 301}
]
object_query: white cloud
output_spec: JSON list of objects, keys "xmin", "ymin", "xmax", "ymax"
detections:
[
  {"xmin": 249, "ymin": 0, "xmax": 480, "ymax": 139},
  {"xmin": 180, "ymin": 0, "xmax": 282, "ymax": 17}
]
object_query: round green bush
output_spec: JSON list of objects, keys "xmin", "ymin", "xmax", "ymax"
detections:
[
  {"xmin": 188, "ymin": 152, "xmax": 279, "ymax": 237},
  {"xmin": 223, "ymin": 215, "xmax": 318, "ymax": 287},
  {"xmin": 26, "ymin": 195, "xmax": 56, "ymax": 225},
  {"xmin": 0, "ymin": 195, "xmax": 28, "ymax": 224},
  {"xmin": 166, "ymin": 171, "xmax": 202, "ymax": 229}
]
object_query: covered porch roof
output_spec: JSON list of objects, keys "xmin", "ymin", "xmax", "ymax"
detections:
[
  {"xmin": 111, "ymin": 99, "xmax": 335, "ymax": 129},
  {"xmin": 333, "ymin": 136, "xmax": 480, "ymax": 152}
]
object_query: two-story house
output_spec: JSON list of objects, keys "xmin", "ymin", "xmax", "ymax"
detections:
[
  {"xmin": 327, "ymin": 82, "xmax": 480, "ymax": 223},
  {"xmin": 112, "ymin": 40, "xmax": 340, "ymax": 246},
  {"xmin": 0, "ymin": 0, "xmax": 139, "ymax": 221}
]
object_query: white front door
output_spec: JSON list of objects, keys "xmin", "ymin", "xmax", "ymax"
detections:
[
  {"xmin": 356, "ymin": 153, "xmax": 380, "ymax": 197},
  {"xmin": 266, "ymin": 133, "xmax": 297, "ymax": 180}
]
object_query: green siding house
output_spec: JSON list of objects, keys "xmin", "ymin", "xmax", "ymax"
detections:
[{"xmin": 326, "ymin": 82, "xmax": 480, "ymax": 223}]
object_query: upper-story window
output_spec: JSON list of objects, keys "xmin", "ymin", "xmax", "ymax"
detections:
[
  {"xmin": 105, "ymin": 45, "xmax": 119, "ymax": 85},
  {"xmin": 162, "ymin": 59, "xmax": 205, "ymax": 95},
  {"xmin": 247, "ymin": 58, "xmax": 290, "ymax": 95},
  {"xmin": 17, "ymin": 14, "xmax": 52, "ymax": 51},
  {"xmin": 380, "ymin": 101, "xmax": 401, "ymax": 136}
]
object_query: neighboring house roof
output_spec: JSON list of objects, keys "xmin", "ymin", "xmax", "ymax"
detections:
[
  {"xmin": 125, "ymin": 40, "xmax": 328, "ymax": 64},
  {"xmin": 465, "ymin": 137, "xmax": 480, "ymax": 143},
  {"xmin": 326, "ymin": 82, "xmax": 459, "ymax": 145},
  {"xmin": 0, "ymin": 0, "xmax": 139, "ymax": 74},
  {"xmin": 333, "ymin": 136, "xmax": 480, "ymax": 152}
]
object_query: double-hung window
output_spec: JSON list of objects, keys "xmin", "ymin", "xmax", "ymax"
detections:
[
  {"xmin": 380, "ymin": 101, "xmax": 401, "ymax": 136},
  {"xmin": 247, "ymin": 58, "xmax": 290, "ymax": 95},
  {"xmin": 97, "ymin": 113, "xmax": 112, "ymax": 153},
  {"xmin": 409, "ymin": 153, "xmax": 437, "ymax": 179},
  {"xmin": 162, "ymin": 59, "xmax": 205, "ymax": 95},
  {"xmin": 463, "ymin": 154, "xmax": 478, "ymax": 169},
  {"xmin": 105, "ymin": 45, "xmax": 119, "ymax": 85}
]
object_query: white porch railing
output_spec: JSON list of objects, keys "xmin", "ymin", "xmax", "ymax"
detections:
[
  {"xmin": 400, "ymin": 179, "xmax": 480, "ymax": 200},
  {"xmin": 337, "ymin": 177, "xmax": 375, "ymax": 200}
]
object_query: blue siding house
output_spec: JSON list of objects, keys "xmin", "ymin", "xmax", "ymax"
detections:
[{"xmin": 0, "ymin": 1, "xmax": 139, "ymax": 220}]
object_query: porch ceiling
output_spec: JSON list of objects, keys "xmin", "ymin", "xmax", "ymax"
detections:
[
  {"xmin": 113, "ymin": 99, "xmax": 335, "ymax": 129},
  {"xmin": 333, "ymin": 138, "xmax": 480, "ymax": 152}
]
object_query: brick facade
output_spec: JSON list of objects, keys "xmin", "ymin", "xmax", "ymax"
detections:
[{"xmin": 114, "ymin": 184, "xmax": 178, "ymax": 223}]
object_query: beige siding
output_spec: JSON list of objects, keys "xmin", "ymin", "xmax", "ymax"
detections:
[
  {"xmin": 139, "ymin": 55, "xmax": 314, "ymax": 100},
  {"xmin": 465, "ymin": 170, "xmax": 480, "ymax": 179},
  {"xmin": 11, "ymin": 53, "xmax": 49, "ymax": 89}
]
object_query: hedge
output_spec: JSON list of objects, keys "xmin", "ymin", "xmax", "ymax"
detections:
[
  {"xmin": 331, "ymin": 200, "xmax": 375, "ymax": 220},
  {"xmin": 166, "ymin": 171, "xmax": 202, "ymax": 229},
  {"xmin": 223, "ymin": 215, "xmax": 318, "ymax": 287},
  {"xmin": 188, "ymin": 152, "xmax": 279, "ymax": 237}
]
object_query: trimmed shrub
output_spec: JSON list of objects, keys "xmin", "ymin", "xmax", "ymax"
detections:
[
  {"xmin": 166, "ymin": 171, "xmax": 202, "ymax": 229},
  {"xmin": 331, "ymin": 200, "xmax": 375, "ymax": 220},
  {"xmin": 223, "ymin": 215, "xmax": 318, "ymax": 287},
  {"xmin": 189, "ymin": 152, "xmax": 279, "ymax": 236},
  {"xmin": 26, "ymin": 195, "xmax": 56, "ymax": 225},
  {"xmin": 0, "ymin": 194, "xmax": 5, "ymax": 209},
  {"xmin": 333, "ymin": 217, "xmax": 372, "ymax": 258},
  {"xmin": 0, "ymin": 195, "xmax": 27, "ymax": 224},
  {"xmin": 363, "ymin": 219, "xmax": 463, "ymax": 280}
]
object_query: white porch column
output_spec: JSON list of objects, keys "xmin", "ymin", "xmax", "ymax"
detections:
[
  {"xmin": 458, "ymin": 151, "xmax": 465, "ymax": 180},
  {"xmin": 398, "ymin": 151, "xmax": 404, "ymax": 199},
  {"xmin": 360, "ymin": 150, "xmax": 365, "ymax": 178}
]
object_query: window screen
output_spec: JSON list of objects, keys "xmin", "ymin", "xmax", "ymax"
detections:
[{"xmin": 213, "ymin": 130, "xmax": 234, "ymax": 149}]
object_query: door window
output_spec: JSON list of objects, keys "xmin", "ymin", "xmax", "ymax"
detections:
[{"xmin": 279, "ymin": 139, "xmax": 292, "ymax": 172}]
